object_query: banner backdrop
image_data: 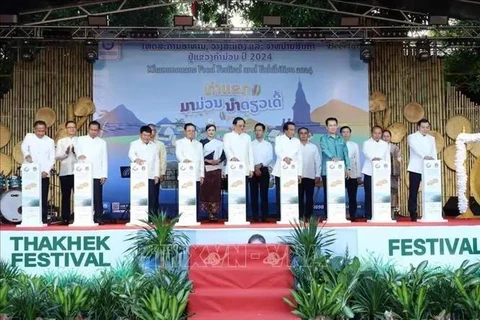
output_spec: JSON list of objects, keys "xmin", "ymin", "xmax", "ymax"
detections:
[{"xmin": 93, "ymin": 41, "xmax": 369, "ymax": 217}]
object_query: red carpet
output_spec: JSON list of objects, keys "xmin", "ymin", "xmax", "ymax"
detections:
[{"xmin": 188, "ymin": 244, "xmax": 297, "ymax": 319}]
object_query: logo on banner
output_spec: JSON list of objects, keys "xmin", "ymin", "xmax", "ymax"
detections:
[{"xmin": 24, "ymin": 167, "xmax": 29, "ymax": 172}]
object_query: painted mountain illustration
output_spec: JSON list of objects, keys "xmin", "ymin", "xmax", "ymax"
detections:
[
  {"xmin": 311, "ymin": 99, "xmax": 368, "ymax": 130},
  {"xmin": 97, "ymin": 104, "xmax": 146, "ymax": 137},
  {"xmin": 290, "ymin": 81, "xmax": 327, "ymax": 134},
  {"xmin": 156, "ymin": 117, "xmax": 173, "ymax": 125}
]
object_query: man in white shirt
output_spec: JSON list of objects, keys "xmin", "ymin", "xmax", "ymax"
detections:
[
  {"xmin": 341, "ymin": 126, "xmax": 362, "ymax": 222},
  {"xmin": 76, "ymin": 121, "xmax": 108, "ymax": 222},
  {"xmin": 129, "ymin": 125, "xmax": 160, "ymax": 215},
  {"xmin": 361, "ymin": 125, "xmax": 390, "ymax": 220},
  {"xmin": 21, "ymin": 120, "xmax": 55, "ymax": 223},
  {"xmin": 148, "ymin": 124, "xmax": 167, "ymax": 212},
  {"xmin": 407, "ymin": 118, "xmax": 437, "ymax": 221},
  {"xmin": 298, "ymin": 127, "xmax": 321, "ymax": 220},
  {"xmin": 55, "ymin": 121, "xmax": 77, "ymax": 224},
  {"xmin": 250, "ymin": 123, "xmax": 273, "ymax": 222},
  {"xmin": 272, "ymin": 121, "xmax": 303, "ymax": 217},
  {"xmin": 223, "ymin": 117, "xmax": 254, "ymax": 215},
  {"xmin": 175, "ymin": 123, "xmax": 204, "ymax": 210}
]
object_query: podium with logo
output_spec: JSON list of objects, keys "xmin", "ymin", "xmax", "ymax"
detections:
[
  {"xmin": 420, "ymin": 160, "xmax": 446, "ymax": 222},
  {"xmin": 226, "ymin": 161, "xmax": 249, "ymax": 225},
  {"xmin": 177, "ymin": 163, "xmax": 200, "ymax": 226},
  {"xmin": 19, "ymin": 163, "xmax": 45, "ymax": 227},
  {"xmin": 71, "ymin": 162, "xmax": 97, "ymax": 227},
  {"xmin": 277, "ymin": 161, "xmax": 299, "ymax": 224},
  {"xmin": 127, "ymin": 163, "xmax": 149, "ymax": 226},
  {"xmin": 370, "ymin": 160, "xmax": 395, "ymax": 223},
  {"xmin": 326, "ymin": 161, "xmax": 350, "ymax": 223}
]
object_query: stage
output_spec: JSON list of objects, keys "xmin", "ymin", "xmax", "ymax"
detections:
[{"xmin": 1, "ymin": 218, "xmax": 479, "ymax": 276}]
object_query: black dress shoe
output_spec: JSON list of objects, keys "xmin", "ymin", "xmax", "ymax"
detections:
[{"xmin": 411, "ymin": 217, "xmax": 417, "ymax": 222}]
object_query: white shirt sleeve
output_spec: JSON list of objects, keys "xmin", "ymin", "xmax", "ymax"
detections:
[
  {"xmin": 223, "ymin": 134, "xmax": 233, "ymax": 161},
  {"xmin": 154, "ymin": 146, "xmax": 160, "ymax": 178},
  {"xmin": 47, "ymin": 139, "xmax": 55, "ymax": 173},
  {"xmin": 21, "ymin": 134, "xmax": 31, "ymax": 158},
  {"xmin": 247, "ymin": 138, "xmax": 254, "ymax": 172},
  {"xmin": 128, "ymin": 141, "xmax": 136, "ymax": 163},
  {"xmin": 102, "ymin": 140, "xmax": 108, "ymax": 178},
  {"xmin": 198, "ymin": 142, "xmax": 205, "ymax": 178},
  {"xmin": 175, "ymin": 140, "xmax": 185, "ymax": 162},
  {"xmin": 296, "ymin": 142, "xmax": 303, "ymax": 176},
  {"xmin": 314, "ymin": 145, "xmax": 321, "ymax": 178},
  {"xmin": 355, "ymin": 144, "xmax": 361, "ymax": 178},
  {"xmin": 55, "ymin": 139, "xmax": 68, "ymax": 161},
  {"xmin": 408, "ymin": 134, "xmax": 427, "ymax": 159}
]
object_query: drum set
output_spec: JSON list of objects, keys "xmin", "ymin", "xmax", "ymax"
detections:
[{"xmin": 0, "ymin": 175, "xmax": 22, "ymax": 223}]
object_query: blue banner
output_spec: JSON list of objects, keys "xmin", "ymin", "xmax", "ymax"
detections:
[{"xmin": 93, "ymin": 41, "xmax": 369, "ymax": 217}]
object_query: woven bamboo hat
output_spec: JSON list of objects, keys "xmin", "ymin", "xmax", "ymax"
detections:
[
  {"xmin": 35, "ymin": 107, "xmax": 56, "ymax": 127},
  {"xmin": 472, "ymin": 157, "xmax": 480, "ymax": 204},
  {"xmin": 13, "ymin": 142, "xmax": 24, "ymax": 164},
  {"xmin": 74, "ymin": 97, "xmax": 95, "ymax": 117},
  {"xmin": 0, "ymin": 153, "xmax": 12, "ymax": 175},
  {"xmin": 387, "ymin": 122, "xmax": 407, "ymax": 143},
  {"xmin": 446, "ymin": 115, "xmax": 472, "ymax": 140},
  {"xmin": 0, "ymin": 123, "xmax": 11, "ymax": 149},
  {"xmin": 428, "ymin": 131, "xmax": 445, "ymax": 153},
  {"xmin": 55, "ymin": 123, "xmax": 68, "ymax": 142},
  {"xmin": 369, "ymin": 92, "xmax": 387, "ymax": 113},
  {"xmin": 470, "ymin": 143, "xmax": 480, "ymax": 158},
  {"xmin": 443, "ymin": 144, "xmax": 457, "ymax": 171},
  {"xmin": 403, "ymin": 102, "xmax": 424, "ymax": 123}
]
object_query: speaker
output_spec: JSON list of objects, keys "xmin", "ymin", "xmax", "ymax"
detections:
[{"xmin": 443, "ymin": 197, "xmax": 480, "ymax": 216}]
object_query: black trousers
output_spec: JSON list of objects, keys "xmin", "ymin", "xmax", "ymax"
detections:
[
  {"xmin": 153, "ymin": 179, "xmax": 160, "ymax": 213},
  {"xmin": 346, "ymin": 178, "xmax": 359, "ymax": 220},
  {"xmin": 298, "ymin": 178, "xmax": 315, "ymax": 220},
  {"xmin": 275, "ymin": 176, "xmax": 281, "ymax": 216},
  {"xmin": 408, "ymin": 171, "xmax": 422, "ymax": 220},
  {"xmin": 41, "ymin": 177, "xmax": 49, "ymax": 223},
  {"xmin": 321, "ymin": 175, "xmax": 328, "ymax": 217},
  {"xmin": 250, "ymin": 167, "xmax": 270, "ymax": 221},
  {"xmin": 363, "ymin": 175, "xmax": 372, "ymax": 220},
  {"xmin": 93, "ymin": 179, "xmax": 103, "ymax": 222},
  {"xmin": 60, "ymin": 175, "xmax": 74, "ymax": 222},
  {"xmin": 148, "ymin": 179, "xmax": 159, "ymax": 215}
]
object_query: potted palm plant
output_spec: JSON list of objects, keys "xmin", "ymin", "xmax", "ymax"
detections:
[{"xmin": 126, "ymin": 211, "xmax": 190, "ymax": 271}]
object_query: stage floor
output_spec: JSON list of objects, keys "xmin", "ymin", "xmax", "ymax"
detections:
[{"xmin": 1, "ymin": 217, "xmax": 479, "ymax": 231}]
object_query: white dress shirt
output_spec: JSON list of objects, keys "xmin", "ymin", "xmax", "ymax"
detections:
[
  {"xmin": 300, "ymin": 142, "xmax": 321, "ymax": 180},
  {"xmin": 272, "ymin": 134, "xmax": 303, "ymax": 177},
  {"xmin": 346, "ymin": 141, "xmax": 361, "ymax": 179},
  {"xmin": 55, "ymin": 136, "xmax": 78, "ymax": 176},
  {"xmin": 223, "ymin": 131, "xmax": 254, "ymax": 175},
  {"xmin": 75, "ymin": 135, "xmax": 108, "ymax": 179},
  {"xmin": 361, "ymin": 138, "xmax": 391, "ymax": 176},
  {"xmin": 21, "ymin": 133, "xmax": 55, "ymax": 176},
  {"xmin": 128, "ymin": 139, "xmax": 160, "ymax": 179},
  {"xmin": 407, "ymin": 131, "xmax": 437, "ymax": 174},
  {"xmin": 175, "ymin": 137, "xmax": 204, "ymax": 181},
  {"xmin": 252, "ymin": 139, "xmax": 273, "ymax": 168}
]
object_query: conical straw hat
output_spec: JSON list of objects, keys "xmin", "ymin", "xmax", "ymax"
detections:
[
  {"xmin": 13, "ymin": 142, "xmax": 24, "ymax": 164},
  {"xmin": 403, "ymin": 102, "xmax": 424, "ymax": 123},
  {"xmin": 55, "ymin": 123, "xmax": 68, "ymax": 142},
  {"xmin": 0, "ymin": 153, "xmax": 12, "ymax": 175},
  {"xmin": 35, "ymin": 107, "xmax": 56, "ymax": 127},
  {"xmin": 0, "ymin": 123, "xmax": 11, "ymax": 149},
  {"xmin": 387, "ymin": 122, "xmax": 407, "ymax": 143},
  {"xmin": 445, "ymin": 115, "xmax": 472, "ymax": 140},
  {"xmin": 443, "ymin": 144, "xmax": 457, "ymax": 171},
  {"xmin": 369, "ymin": 92, "xmax": 387, "ymax": 113},
  {"xmin": 74, "ymin": 97, "xmax": 95, "ymax": 117},
  {"xmin": 428, "ymin": 131, "xmax": 445, "ymax": 153},
  {"xmin": 472, "ymin": 157, "xmax": 480, "ymax": 204}
]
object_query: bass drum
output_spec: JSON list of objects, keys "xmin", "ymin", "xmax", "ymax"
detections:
[{"xmin": 0, "ymin": 190, "xmax": 22, "ymax": 223}]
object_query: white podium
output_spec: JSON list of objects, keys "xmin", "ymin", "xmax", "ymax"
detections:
[
  {"xmin": 369, "ymin": 160, "xmax": 395, "ymax": 223},
  {"xmin": 225, "ymin": 161, "xmax": 250, "ymax": 225},
  {"xmin": 127, "ymin": 163, "xmax": 149, "ymax": 226},
  {"xmin": 18, "ymin": 163, "xmax": 45, "ymax": 227},
  {"xmin": 420, "ymin": 160, "xmax": 446, "ymax": 222},
  {"xmin": 71, "ymin": 162, "xmax": 98, "ymax": 227},
  {"xmin": 177, "ymin": 163, "xmax": 200, "ymax": 226},
  {"xmin": 277, "ymin": 160, "xmax": 299, "ymax": 225},
  {"xmin": 326, "ymin": 161, "xmax": 350, "ymax": 223}
]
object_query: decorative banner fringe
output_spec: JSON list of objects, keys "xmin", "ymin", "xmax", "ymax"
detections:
[{"xmin": 456, "ymin": 133, "xmax": 480, "ymax": 213}]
